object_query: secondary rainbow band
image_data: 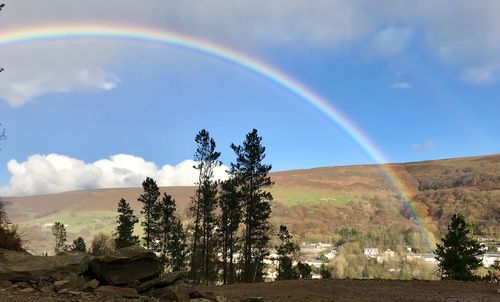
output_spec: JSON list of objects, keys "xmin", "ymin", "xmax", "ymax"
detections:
[{"xmin": 0, "ymin": 24, "xmax": 436, "ymax": 248}]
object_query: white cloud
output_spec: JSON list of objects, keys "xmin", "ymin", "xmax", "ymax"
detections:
[
  {"xmin": 461, "ymin": 64, "xmax": 498, "ymax": 85},
  {"xmin": 390, "ymin": 82, "xmax": 412, "ymax": 89},
  {"xmin": 368, "ymin": 27, "xmax": 414, "ymax": 57},
  {"xmin": 0, "ymin": 153, "xmax": 228, "ymax": 196},
  {"xmin": 0, "ymin": 41, "xmax": 121, "ymax": 106},
  {"xmin": 412, "ymin": 140, "xmax": 436, "ymax": 153}
]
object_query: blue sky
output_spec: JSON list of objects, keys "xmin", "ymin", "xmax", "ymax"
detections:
[{"xmin": 0, "ymin": 1, "xmax": 499, "ymax": 196}]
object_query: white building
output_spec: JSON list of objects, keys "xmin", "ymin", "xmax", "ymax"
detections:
[
  {"xmin": 482, "ymin": 253, "xmax": 500, "ymax": 267},
  {"xmin": 422, "ymin": 253, "xmax": 438, "ymax": 264},
  {"xmin": 305, "ymin": 259, "xmax": 326, "ymax": 268},
  {"xmin": 363, "ymin": 248, "xmax": 379, "ymax": 258}
]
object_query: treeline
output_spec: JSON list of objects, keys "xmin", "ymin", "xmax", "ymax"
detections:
[
  {"xmin": 272, "ymin": 196, "xmax": 431, "ymax": 253},
  {"xmin": 414, "ymin": 189, "xmax": 500, "ymax": 238},
  {"xmin": 113, "ymin": 129, "xmax": 274, "ymax": 284}
]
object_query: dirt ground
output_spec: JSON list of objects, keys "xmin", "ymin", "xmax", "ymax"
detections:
[
  {"xmin": 1, "ymin": 280, "xmax": 499, "ymax": 302},
  {"xmin": 198, "ymin": 279, "xmax": 500, "ymax": 302}
]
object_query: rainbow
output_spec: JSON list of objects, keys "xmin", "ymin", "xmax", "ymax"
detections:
[{"xmin": 0, "ymin": 24, "xmax": 436, "ymax": 248}]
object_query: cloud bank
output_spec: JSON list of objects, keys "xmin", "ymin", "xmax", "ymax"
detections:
[{"xmin": 0, "ymin": 154, "xmax": 228, "ymax": 196}]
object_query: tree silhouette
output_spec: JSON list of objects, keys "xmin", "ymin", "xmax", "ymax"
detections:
[
  {"xmin": 190, "ymin": 129, "xmax": 221, "ymax": 284},
  {"xmin": 115, "ymin": 198, "xmax": 139, "ymax": 249},
  {"xmin": 230, "ymin": 129, "xmax": 273, "ymax": 282},
  {"xmin": 276, "ymin": 225, "xmax": 299, "ymax": 280},
  {"xmin": 52, "ymin": 222, "xmax": 67, "ymax": 254},
  {"xmin": 71, "ymin": 237, "xmax": 87, "ymax": 253},
  {"xmin": 434, "ymin": 213, "xmax": 483, "ymax": 280},
  {"xmin": 218, "ymin": 177, "xmax": 242, "ymax": 284},
  {"xmin": 139, "ymin": 177, "xmax": 161, "ymax": 250}
]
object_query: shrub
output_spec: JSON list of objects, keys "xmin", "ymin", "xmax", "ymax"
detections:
[
  {"xmin": 0, "ymin": 225, "xmax": 25, "ymax": 251},
  {"xmin": 91, "ymin": 233, "xmax": 115, "ymax": 256},
  {"xmin": 71, "ymin": 237, "xmax": 87, "ymax": 253}
]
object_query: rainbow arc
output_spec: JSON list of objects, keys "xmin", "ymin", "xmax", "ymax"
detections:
[{"xmin": 0, "ymin": 24, "xmax": 436, "ymax": 248}]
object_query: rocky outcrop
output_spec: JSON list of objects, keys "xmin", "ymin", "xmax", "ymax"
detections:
[
  {"xmin": 0, "ymin": 249, "xmax": 90, "ymax": 282},
  {"xmin": 135, "ymin": 271, "xmax": 184, "ymax": 293},
  {"xmin": 89, "ymin": 245, "xmax": 160, "ymax": 285},
  {"xmin": 0, "ymin": 247, "xmax": 235, "ymax": 301},
  {"xmin": 94, "ymin": 285, "xmax": 139, "ymax": 298}
]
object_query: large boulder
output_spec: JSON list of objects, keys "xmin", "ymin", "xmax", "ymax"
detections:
[
  {"xmin": 0, "ymin": 249, "xmax": 90, "ymax": 282},
  {"xmin": 135, "ymin": 271, "xmax": 184, "ymax": 293},
  {"xmin": 89, "ymin": 245, "xmax": 160, "ymax": 285}
]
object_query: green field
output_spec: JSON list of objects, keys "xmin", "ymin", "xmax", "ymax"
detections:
[{"xmin": 268, "ymin": 187, "xmax": 363, "ymax": 206}]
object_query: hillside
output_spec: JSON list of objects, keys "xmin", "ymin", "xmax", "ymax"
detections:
[{"xmin": 2, "ymin": 154, "xmax": 499, "ymax": 254}]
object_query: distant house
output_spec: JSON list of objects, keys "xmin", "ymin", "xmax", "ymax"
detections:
[
  {"xmin": 305, "ymin": 259, "xmax": 326, "ymax": 268},
  {"xmin": 324, "ymin": 250, "xmax": 337, "ymax": 260},
  {"xmin": 376, "ymin": 249, "xmax": 396, "ymax": 263},
  {"xmin": 311, "ymin": 273, "xmax": 322, "ymax": 279},
  {"xmin": 422, "ymin": 253, "xmax": 438, "ymax": 264},
  {"xmin": 41, "ymin": 223, "xmax": 54, "ymax": 229},
  {"xmin": 363, "ymin": 248, "xmax": 379, "ymax": 258},
  {"xmin": 405, "ymin": 253, "xmax": 423, "ymax": 262},
  {"xmin": 482, "ymin": 253, "xmax": 500, "ymax": 267},
  {"xmin": 301, "ymin": 242, "xmax": 334, "ymax": 254}
]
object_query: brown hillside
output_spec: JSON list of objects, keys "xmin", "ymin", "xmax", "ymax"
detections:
[{"xmin": 2, "ymin": 153, "xmax": 499, "ymax": 253}]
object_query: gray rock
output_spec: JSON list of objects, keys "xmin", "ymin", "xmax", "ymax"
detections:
[
  {"xmin": 135, "ymin": 271, "xmax": 184, "ymax": 293},
  {"xmin": 81, "ymin": 279, "xmax": 99, "ymax": 291},
  {"xmin": 39, "ymin": 285, "xmax": 55, "ymax": 293},
  {"xmin": 148, "ymin": 286, "xmax": 182, "ymax": 301},
  {"xmin": 18, "ymin": 287, "xmax": 35, "ymax": 293},
  {"xmin": 0, "ymin": 249, "xmax": 89, "ymax": 282},
  {"xmin": 0, "ymin": 280, "xmax": 13, "ymax": 288},
  {"xmin": 89, "ymin": 246, "xmax": 160, "ymax": 285},
  {"xmin": 13, "ymin": 281, "xmax": 31, "ymax": 288},
  {"xmin": 95, "ymin": 285, "xmax": 139, "ymax": 298},
  {"xmin": 54, "ymin": 276, "xmax": 85, "ymax": 293}
]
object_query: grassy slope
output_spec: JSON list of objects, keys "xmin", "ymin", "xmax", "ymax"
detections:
[{"xmin": 3, "ymin": 154, "xmax": 499, "ymax": 253}]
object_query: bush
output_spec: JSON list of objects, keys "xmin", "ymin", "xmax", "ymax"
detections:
[
  {"xmin": 320, "ymin": 264, "xmax": 332, "ymax": 279},
  {"xmin": 0, "ymin": 225, "xmax": 25, "ymax": 251},
  {"xmin": 91, "ymin": 233, "xmax": 115, "ymax": 256},
  {"xmin": 71, "ymin": 237, "xmax": 87, "ymax": 253}
]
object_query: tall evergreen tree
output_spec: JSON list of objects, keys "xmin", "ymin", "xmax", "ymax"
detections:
[
  {"xmin": 115, "ymin": 198, "xmax": 139, "ymax": 249},
  {"xmin": 139, "ymin": 177, "xmax": 161, "ymax": 250},
  {"xmin": 230, "ymin": 129, "xmax": 273, "ymax": 282},
  {"xmin": 52, "ymin": 221, "xmax": 67, "ymax": 254},
  {"xmin": 190, "ymin": 129, "xmax": 221, "ymax": 284},
  {"xmin": 218, "ymin": 178, "xmax": 242, "ymax": 284},
  {"xmin": 158, "ymin": 193, "xmax": 177, "ymax": 270},
  {"xmin": 170, "ymin": 219, "xmax": 188, "ymax": 271},
  {"xmin": 434, "ymin": 213, "xmax": 483, "ymax": 280},
  {"xmin": 276, "ymin": 225, "xmax": 299, "ymax": 280}
]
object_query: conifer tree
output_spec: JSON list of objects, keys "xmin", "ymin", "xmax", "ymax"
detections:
[
  {"xmin": 434, "ymin": 213, "xmax": 483, "ymax": 280},
  {"xmin": 276, "ymin": 225, "xmax": 299, "ymax": 280},
  {"xmin": 170, "ymin": 219, "xmax": 188, "ymax": 271},
  {"xmin": 52, "ymin": 221, "xmax": 67, "ymax": 254},
  {"xmin": 190, "ymin": 129, "xmax": 221, "ymax": 284},
  {"xmin": 230, "ymin": 129, "xmax": 273, "ymax": 282},
  {"xmin": 139, "ymin": 177, "xmax": 161, "ymax": 250},
  {"xmin": 158, "ymin": 193, "xmax": 177, "ymax": 269},
  {"xmin": 218, "ymin": 177, "xmax": 242, "ymax": 284},
  {"xmin": 71, "ymin": 237, "xmax": 87, "ymax": 252},
  {"xmin": 115, "ymin": 198, "xmax": 139, "ymax": 249}
]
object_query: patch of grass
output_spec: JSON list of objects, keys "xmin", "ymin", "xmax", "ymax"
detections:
[
  {"xmin": 268, "ymin": 187, "xmax": 363, "ymax": 206},
  {"xmin": 24, "ymin": 210, "xmax": 117, "ymax": 233}
]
